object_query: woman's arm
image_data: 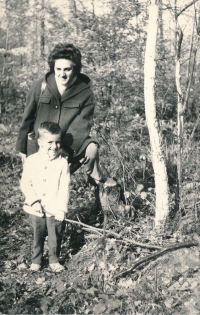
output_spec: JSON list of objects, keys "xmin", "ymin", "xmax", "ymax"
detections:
[{"xmin": 16, "ymin": 79, "xmax": 43, "ymax": 154}]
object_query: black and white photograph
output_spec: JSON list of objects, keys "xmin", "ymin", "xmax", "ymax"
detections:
[{"xmin": 1, "ymin": 0, "xmax": 200, "ymax": 314}]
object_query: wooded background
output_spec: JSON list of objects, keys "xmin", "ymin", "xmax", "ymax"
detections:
[
  {"xmin": 1, "ymin": 0, "xmax": 200, "ymax": 227},
  {"xmin": 2, "ymin": 2, "xmax": 200, "ymax": 313}
]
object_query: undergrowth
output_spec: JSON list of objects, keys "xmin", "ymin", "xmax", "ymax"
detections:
[
  {"xmin": 0, "ymin": 144, "xmax": 200, "ymax": 315},
  {"xmin": 1, "ymin": 120, "xmax": 200, "ymax": 314}
]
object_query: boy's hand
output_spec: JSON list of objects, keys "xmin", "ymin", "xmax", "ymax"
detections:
[
  {"xmin": 31, "ymin": 201, "xmax": 43, "ymax": 213},
  {"xmin": 55, "ymin": 210, "xmax": 65, "ymax": 221}
]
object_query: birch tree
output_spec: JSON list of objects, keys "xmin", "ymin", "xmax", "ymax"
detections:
[
  {"xmin": 144, "ymin": 0, "xmax": 169, "ymax": 228},
  {"xmin": 174, "ymin": 0, "xmax": 199, "ymax": 211}
]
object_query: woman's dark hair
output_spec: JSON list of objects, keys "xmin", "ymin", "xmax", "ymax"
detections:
[{"xmin": 48, "ymin": 43, "xmax": 82, "ymax": 74}]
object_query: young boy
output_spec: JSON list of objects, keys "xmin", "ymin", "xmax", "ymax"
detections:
[{"xmin": 20, "ymin": 122, "xmax": 70, "ymax": 272}]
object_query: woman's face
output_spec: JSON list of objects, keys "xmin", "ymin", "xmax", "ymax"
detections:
[{"xmin": 54, "ymin": 59, "xmax": 75, "ymax": 86}]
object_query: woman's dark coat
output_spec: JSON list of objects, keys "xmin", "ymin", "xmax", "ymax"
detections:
[{"xmin": 16, "ymin": 72, "xmax": 97, "ymax": 157}]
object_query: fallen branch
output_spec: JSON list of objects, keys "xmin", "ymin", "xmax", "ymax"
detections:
[
  {"xmin": 64, "ymin": 217, "xmax": 161, "ymax": 250},
  {"xmin": 79, "ymin": 227, "xmax": 103, "ymax": 236},
  {"xmin": 1, "ymin": 196, "xmax": 161, "ymax": 250},
  {"xmin": 114, "ymin": 241, "xmax": 199, "ymax": 279}
]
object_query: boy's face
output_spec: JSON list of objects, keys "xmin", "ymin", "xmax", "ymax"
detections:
[{"xmin": 38, "ymin": 132, "xmax": 61, "ymax": 159}]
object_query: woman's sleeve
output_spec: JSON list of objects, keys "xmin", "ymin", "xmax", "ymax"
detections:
[{"xmin": 16, "ymin": 80, "xmax": 42, "ymax": 154}]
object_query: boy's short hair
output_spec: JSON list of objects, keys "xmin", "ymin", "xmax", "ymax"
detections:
[{"xmin": 38, "ymin": 122, "xmax": 62, "ymax": 138}]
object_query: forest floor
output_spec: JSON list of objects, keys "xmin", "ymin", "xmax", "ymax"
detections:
[{"xmin": 1, "ymin": 130, "xmax": 200, "ymax": 314}]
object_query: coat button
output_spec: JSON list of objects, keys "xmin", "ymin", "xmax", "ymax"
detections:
[
  {"xmin": 55, "ymin": 105, "xmax": 58, "ymax": 109},
  {"xmin": 44, "ymin": 166, "xmax": 47, "ymax": 169},
  {"xmin": 43, "ymin": 193, "xmax": 46, "ymax": 196},
  {"xmin": 43, "ymin": 179, "xmax": 46, "ymax": 182}
]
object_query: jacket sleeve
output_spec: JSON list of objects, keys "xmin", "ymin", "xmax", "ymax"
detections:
[
  {"xmin": 62, "ymin": 91, "xmax": 95, "ymax": 155},
  {"xmin": 56, "ymin": 158, "xmax": 70, "ymax": 213},
  {"xmin": 20, "ymin": 158, "xmax": 40, "ymax": 205},
  {"xmin": 16, "ymin": 79, "xmax": 43, "ymax": 154}
]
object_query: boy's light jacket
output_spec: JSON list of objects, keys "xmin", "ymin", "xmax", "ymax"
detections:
[
  {"xmin": 16, "ymin": 72, "xmax": 97, "ymax": 156},
  {"xmin": 20, "ymin": 152, "xmax": 70, "ymax": 217}
]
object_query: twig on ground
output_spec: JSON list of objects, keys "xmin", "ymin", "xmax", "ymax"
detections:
[
  {"xmin": 82, "ymin": 227, "xmax": 103, "ymax": 236},
  {"xmin": 0, "ymin": 196, "xmax": 162, "ymax": 249},
  {"xmin": 114, "ymin": 241, "xmax": 199, "ymax": 279},
  {"xmin": 64, "ymin": 217, "xmax": 161, "ymax": 250}
]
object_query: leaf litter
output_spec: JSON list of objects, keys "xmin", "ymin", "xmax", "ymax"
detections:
[{"xmin": 1, "ymin": 150, "xmax": 200, "ymax": 314}]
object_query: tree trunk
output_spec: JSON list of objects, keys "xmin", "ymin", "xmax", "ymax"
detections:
[
  {"xmin": 173, "ymin": 1, "xmax": 200, "ymax": 213},
  {"xmin": 186, "ymin": 20, "xmax": 195, "ymax": 86},
  {"xmin": 40, "ymin": 0, "xmax": 45, "ymax": 59},
  {"xmin": 175, "ymin": 24, "xmax": 184, "ymax": 213},
  {"xmin": 69, "ymin": 0, "xmax": 77, "ymax": 16},
  {"xmin": 144, "ymin": 1, "xmax": 169, "ymax": 228},
  {"xmin": 158, "ymin": 0, "xmax": 163, "ymax": 40}
]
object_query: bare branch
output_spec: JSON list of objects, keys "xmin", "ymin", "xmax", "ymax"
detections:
[
  {"xmin": 176, "ymin": 27, "xmax": 183, "ymax": 59},
  {"xmin": 0, "ymin": 195, "xmax": 160, "ymax": 249},
  {"xmin": 64, "ymin": 217, "xmax": 162, "ymax": 250},
  {"xmin": 176, "ymin": 0, "xmax": 199, "ymax": 18}
]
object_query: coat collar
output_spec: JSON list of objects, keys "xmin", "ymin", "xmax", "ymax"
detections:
[
  {"xmin": 45, "ymin": 72, "xmax": 91, "ymax": 102},
  {"xmin": 46, "ymin": 73, "xmax": 60, "ymax": 100}
]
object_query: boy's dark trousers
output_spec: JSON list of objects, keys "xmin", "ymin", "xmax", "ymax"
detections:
[{"xmin": 29, "ymin": 214, "xmax": 65, "ymax": 265}]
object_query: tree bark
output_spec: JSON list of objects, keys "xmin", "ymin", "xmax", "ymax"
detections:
[
  {"xmin": 174, "ymin": 0, "xmax": 198, "ymax": 212},
  {"xmin": 144, "ymin": 1, "xmax": 169, "ymax": 228},
  {"xmin": 159, "ymin": 0, "xmax": 163, "ymax": 40},
  {"xmin": 175, "ymin": 25, "xmax": 184, "ymax": 213},
  {"xmin": 40, "ymin": 0, "xmax": 45, "ymax": 59}
]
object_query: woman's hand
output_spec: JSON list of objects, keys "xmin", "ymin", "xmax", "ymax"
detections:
[
  {"xmin": 58, "ymin": 148, "xmax": 68, "ymax": 158},
  {"xmin": 79, "ymin": 156, "xmax": 89, "ymax": 164},
  {"xmin": 19, "ymin": 152, "xmax": 27, "ymax": 163},
  {"xmin": 55, "ymin": 210, "xmax": 65, "ymax": 221}
]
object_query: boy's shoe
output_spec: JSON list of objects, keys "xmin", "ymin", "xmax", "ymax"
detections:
[
  {"xmin": 49, "ymin": 262, "xmax": 65, "ymax": 272},
  {"xmin": 30, "ymin": 263, "xmax": 41, "ymax": 271}
]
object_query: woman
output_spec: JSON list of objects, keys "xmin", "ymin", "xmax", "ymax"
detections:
[{"xmin": 16, "ymin": 43, "xmax": 117, "ymax": 201}]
